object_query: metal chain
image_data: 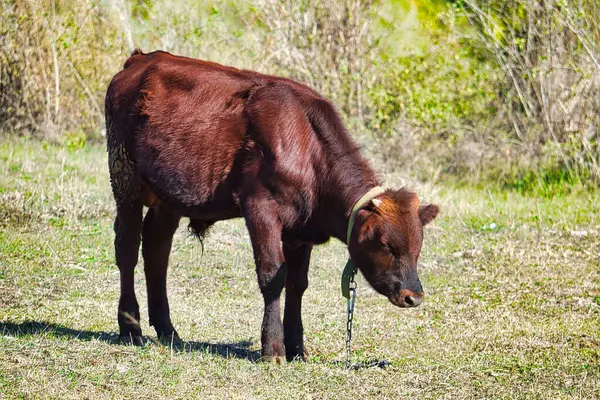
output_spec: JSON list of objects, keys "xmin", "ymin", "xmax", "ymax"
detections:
[{"xmin": 345, "ymin": 269, "xmax": 357, "ymax": 369}]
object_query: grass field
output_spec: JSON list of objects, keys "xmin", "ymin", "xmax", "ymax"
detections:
[{"xmin": 0, "ymin": 138, "xmax": 599, "ymax": 399}]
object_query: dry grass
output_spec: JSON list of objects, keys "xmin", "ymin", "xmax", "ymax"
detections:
[{"xmin": 0, "ymin": 138, "xmax": 599, "ymax": 399}]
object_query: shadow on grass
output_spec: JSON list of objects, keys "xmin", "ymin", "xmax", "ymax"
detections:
[
  {"xmin": 329, "ymin": 359, "xmax": 392, "ymax": 370},
  {"xmin": 0, "ymin": 320, "xmax": 260, "ymax": 361}
]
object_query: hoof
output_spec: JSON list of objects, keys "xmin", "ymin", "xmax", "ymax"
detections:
[
  {"xmin": 157, "ymin": 331, "xmax": 182, "ymax": 347},
  {"xmin": 286, "ymin": 346, "xmax": 309, "ymax": 362},
  {"xmin": 286, "ymin": 353, "xmax": 307, "ymax": 362},
  {"xmin": 260, "ymin": 341, "xmax": 286, "ymax": 363},
  {"xmin": 260, "ymin": 355, "xmax": 286, "ymax": 364},
  {"xmin": 119, "ymin": 334, "xmax": 145, "ymax": 346}
]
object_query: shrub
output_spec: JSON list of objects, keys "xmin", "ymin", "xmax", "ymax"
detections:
[{"xmin": 461, "ymin": 0, "xmax": 600, "ymax": 184}]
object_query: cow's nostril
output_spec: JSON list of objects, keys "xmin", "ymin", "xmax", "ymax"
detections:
[
  {"xmin": 404, "ymin": 294, "xmax": 423, "ymax": 307},
  {"xmin": 392, "ymin": 289, "xmax": 424, "ymax": 308}
]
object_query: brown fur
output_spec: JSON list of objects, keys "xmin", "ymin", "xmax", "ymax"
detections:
[{"xmin": 105, "ymin": 50, "xmax": 439, "ymax": 360}]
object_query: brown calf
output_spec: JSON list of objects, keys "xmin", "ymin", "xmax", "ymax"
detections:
[{"xmin": 105, "ymin": 49, "xmax": 439, "ymax": 361}]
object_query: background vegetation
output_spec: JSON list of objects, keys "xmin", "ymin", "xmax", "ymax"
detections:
[
  {"xmin": 1, "ymin": 1, "xmax": 599, "ymax": 398},
  {"xmin": 2, "ymin": 0, "xmax": 598, "ymax": 191}
]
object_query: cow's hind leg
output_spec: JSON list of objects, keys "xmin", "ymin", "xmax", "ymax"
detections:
[
  {"xmin": 114, "ymin": 201, "xmax": 144, "ymax": 345},
  {"xmin": 142, "ymin": 205, "xmax": 181, "ymax": 342},
  {"xmin": 283, "ymin": 243, "xmax": 312, "ymax": 361}
]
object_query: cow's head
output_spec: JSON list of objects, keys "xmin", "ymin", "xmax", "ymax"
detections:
[{"xmin": 348, "ymin": 189, "xmax": 438, "ymax": 308}]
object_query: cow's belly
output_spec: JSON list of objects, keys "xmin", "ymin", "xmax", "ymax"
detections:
[
  {"xmin": 135, "ymin": 120, "xmax": 246, "ymax": 217},
  {"xmin": 139, "ymin": 158, "xmax": 242, "ymax": 217}
]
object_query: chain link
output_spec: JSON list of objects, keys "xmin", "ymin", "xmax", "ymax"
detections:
[{"xmin": 345, "ymin": 268, "xmax": 357, "ymax": 369}]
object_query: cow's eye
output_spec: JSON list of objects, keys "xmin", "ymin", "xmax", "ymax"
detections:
[{"xmin": 383, "ymin": 244, "xmax": 397, "ymax": 257}]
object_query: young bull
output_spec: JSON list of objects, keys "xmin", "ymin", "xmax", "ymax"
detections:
[{"xmin": 105, "ymin": 49, "xmax": 439, "ymax": 361}]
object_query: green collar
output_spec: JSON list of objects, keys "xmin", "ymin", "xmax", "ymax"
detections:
[{"xmin": 341, "ymin": 186, "xmax": 385, "ymax": 298}]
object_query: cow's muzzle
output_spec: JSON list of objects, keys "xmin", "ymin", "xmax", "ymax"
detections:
[{"xmin": 389, "ymin": 289, "xmax": 424, "ymax": 308}]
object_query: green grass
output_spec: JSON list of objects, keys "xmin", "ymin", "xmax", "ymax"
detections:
[{"xmin": 1, "ymin": 138, "xmax": 599, "ymax": 399}]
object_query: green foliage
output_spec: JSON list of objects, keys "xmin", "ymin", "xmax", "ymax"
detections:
[
  {"xmin": 368, "ymin": 44, "xmax": 498, "ymax": 138},
  {"xmin": 506, "ymin": 134, "xmax": 599, "ymax": 197},
  {"xmin": 64, "ymin": 129, "xmax": 87, "ymax": 152}
]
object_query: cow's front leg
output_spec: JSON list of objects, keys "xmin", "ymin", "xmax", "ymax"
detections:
[
  {"xmin": 283, "ymin": 242, "xmax": 312, "ymax": 361},
  {"xmin": 242, "ymin": 196, "xmax": 286, "ymax": 361}
]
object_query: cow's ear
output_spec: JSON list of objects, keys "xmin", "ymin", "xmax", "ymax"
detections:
[
  {"xmin": 358, "ymin": 216, "xmax": 376, "ymax": 243},
  {"xmin": 419, "ymin": 204, "xmax": 439, "ymax": 226}
]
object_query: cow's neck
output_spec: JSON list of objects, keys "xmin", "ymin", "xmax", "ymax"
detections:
[{"xmin": 320, "ymin": 151, "xmax": 379, "ymax": 244}]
